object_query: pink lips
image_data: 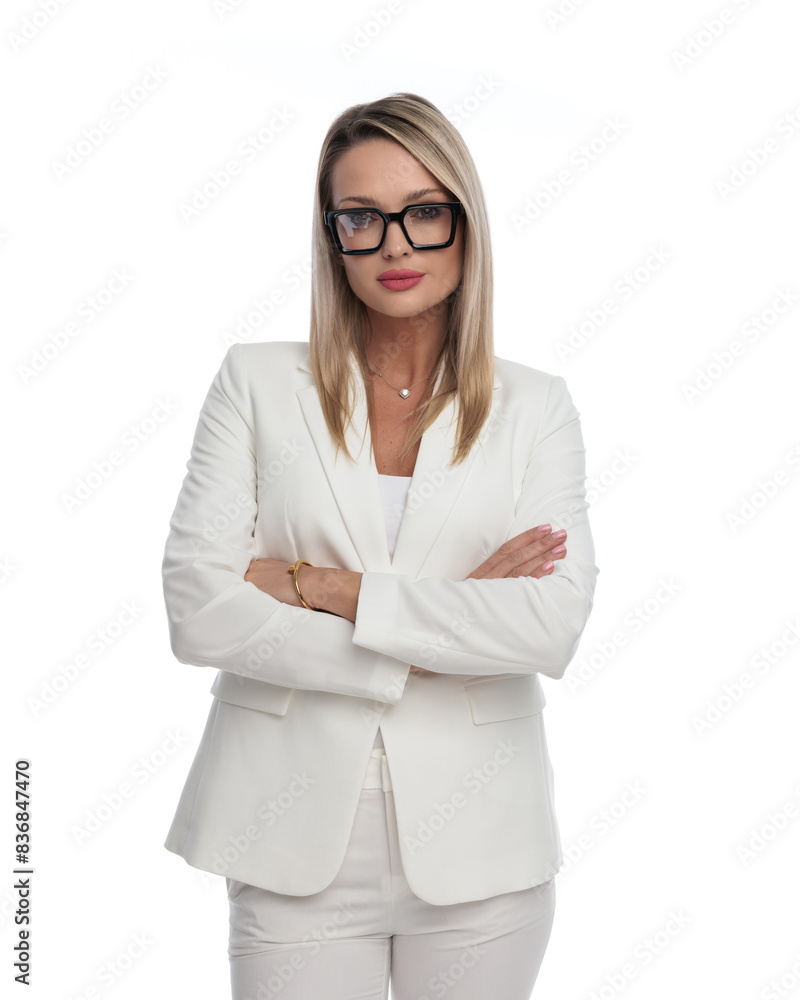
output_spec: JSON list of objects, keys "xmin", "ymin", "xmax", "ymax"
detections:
[{"xmin": 378, "ymin": 269, "xmax": 424, "ymax": 291}]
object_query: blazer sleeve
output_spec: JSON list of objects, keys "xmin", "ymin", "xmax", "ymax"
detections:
[
  {"xmin": 161, "ymin": 344, "xmax": 410, "ymax": 705},
  {"xmin": 351, "ymin": 373, "xmax": 599, "ymax": 680}
]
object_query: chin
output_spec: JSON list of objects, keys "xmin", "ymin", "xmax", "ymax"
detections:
[{"xmin": 372, "ymin": 298, "xmax": 438, "ymax": 321}]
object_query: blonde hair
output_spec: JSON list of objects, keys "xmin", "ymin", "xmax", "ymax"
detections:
[{"xmin": 310, "ymin": 92, "xmax": 495, "ymax": 468}]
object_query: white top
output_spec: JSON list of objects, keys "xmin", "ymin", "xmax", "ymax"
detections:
[{"xmin": 372, "ymin": 474, "xmax": 413, "ymax": 748}]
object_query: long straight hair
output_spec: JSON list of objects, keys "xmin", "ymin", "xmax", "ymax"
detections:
[{"xmin": 310, "ymin": 92, "xmax": 495, "ymax": 467}]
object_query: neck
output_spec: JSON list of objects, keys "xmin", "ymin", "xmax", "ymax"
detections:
[{"xmin": 363, "ymin": 309, "xmax": 446, "ymax": 387}]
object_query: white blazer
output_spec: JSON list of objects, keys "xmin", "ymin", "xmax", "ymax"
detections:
[{"xmin": 162, "ymin": 340, "xmax": 598, "ymax": 906}]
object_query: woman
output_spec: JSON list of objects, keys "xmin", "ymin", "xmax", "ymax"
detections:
[{"xmin": 162, "ymin": 92, "xmax": 598, "ymax": 1000}]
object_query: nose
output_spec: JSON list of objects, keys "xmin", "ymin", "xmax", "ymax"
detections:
[{"xmin": 382, "ymin": 218, "xmax": 411, "ymax": 254}]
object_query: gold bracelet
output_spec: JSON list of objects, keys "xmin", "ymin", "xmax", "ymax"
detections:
[{"xmin": 287, "ymin": 559, "xmax": 314, "ymax": 609}]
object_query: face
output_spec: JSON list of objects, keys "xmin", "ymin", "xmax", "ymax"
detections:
[{"xmin": 328, "ymin": 138, "xmax": 465, "ymax": 326}]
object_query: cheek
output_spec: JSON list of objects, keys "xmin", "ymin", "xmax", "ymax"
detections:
[
  {"xmin": 441, "ymin": 249, "xmax": 464, "ymax": 292},
  {"xmin": 343, "ymin": 262, "xmax": 372, "ymax": 296},
  {"xmin": 445, "ymin": 232, "xmax": 465, "ymax": 284}
]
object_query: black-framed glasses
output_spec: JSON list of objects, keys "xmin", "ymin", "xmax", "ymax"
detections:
[{"xmin": 323, "ymin": 201, "xmax": 465, "ymax": 255}]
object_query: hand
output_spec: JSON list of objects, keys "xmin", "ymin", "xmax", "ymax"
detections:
[
  {"xmin": 244, "ymin": 557, "xmax": 310, "ymax": 608},
  {"xmin": 467, "ymin": 524, "xmax": 567, "ymax": 581},
  {"xmin": 244, "ymin": 559, "xmax": 361, "ymax": 620},
  {"xmin": 248, "ymin": 560, "xmax": 426, "ymax": 670}
]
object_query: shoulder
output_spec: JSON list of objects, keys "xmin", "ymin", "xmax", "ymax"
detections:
[
  {"xmin": 493, "ymin": 355, "xmax": 555, "ymax": 393},
  {"xmin": 220, "ymin": 340, "xmax": 310, "ymax": 385},
  {"xmin": 210, "ymin": 341, "xmax": 310, "ymax": 414},
  {"xmin": 493, "ymin": 354, "xmax": 572, "ymax": 405},
  {"xmin": 492, "ymin": 356, "xmax": 582, "ymax": 434},
  {"xmin": 225, "ymin": 340, "xmax": 308, "ymax": 366}
]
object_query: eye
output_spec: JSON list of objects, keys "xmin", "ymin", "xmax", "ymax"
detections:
[
  {"xmin": 344, "ymin": 212, "xmax": 379, "ymax": 229},
  {"xmin": 409, "ymin": 205, "xmax": 443, "ymax": 222}
]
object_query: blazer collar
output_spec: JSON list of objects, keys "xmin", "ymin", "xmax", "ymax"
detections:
[{"xmin": 295, "ymin": 347, "xmax": 502, "ymax": 577}]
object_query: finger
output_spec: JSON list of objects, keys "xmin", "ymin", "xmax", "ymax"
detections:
[
  {"xmin": 468, "ymin": 525, "xmax": 557, "ymax": 579},
  {"xmin": 488, "ymin": 532, "xmax": 566, "ymax": 580},
  {"xmin": 508, "ymin": 546, "xmax": 567, "ymax": 579},
  {"xmin": 499, "ymin": 524, "xmax": 555, "ymax": 555}
]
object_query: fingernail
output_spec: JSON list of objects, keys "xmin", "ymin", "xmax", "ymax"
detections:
[
  {"xmin": 539, "ymin": 524, "xmax": 551, "ymax": 532},
  {"xmin": 553, "ymin": 529, "xmax": 567, "ymax": 539}
]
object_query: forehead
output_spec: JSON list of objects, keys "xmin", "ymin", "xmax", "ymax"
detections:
[{"xmin": 330, "ymin": 138, "xmax": 445, "ymax": 205}]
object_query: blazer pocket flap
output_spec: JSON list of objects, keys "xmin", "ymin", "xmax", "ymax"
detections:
[
  {"xmin": 465, "ymin": 673, "xmax": 546, "ymax": 725},
  {"xmin": 210, "ymin": 670, "xmax": 295, "ymax": 716}
]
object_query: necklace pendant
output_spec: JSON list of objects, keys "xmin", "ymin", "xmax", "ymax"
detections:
[{"xmin": 399, "ymin": 388, "xmax": 410, "ymax": 398}]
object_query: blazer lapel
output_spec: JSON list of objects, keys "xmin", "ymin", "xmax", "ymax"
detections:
[{"xmin": 295, "ymin": 348, "xmax": 500, "ymax": 578}]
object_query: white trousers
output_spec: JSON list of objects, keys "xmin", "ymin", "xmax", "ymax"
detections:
[{"xmin": 227, "ymin": 748, "xmax": 555, "ymax": 1000}]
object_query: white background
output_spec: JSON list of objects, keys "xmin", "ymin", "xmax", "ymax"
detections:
[{"xmin": 3, "ymin": 0, "xmax": 799, "ymax": 998}]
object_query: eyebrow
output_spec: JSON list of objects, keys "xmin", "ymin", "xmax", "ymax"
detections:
[{"xmin": 336, "ymin": 187, "xmax": 448, "ymax": 208}]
